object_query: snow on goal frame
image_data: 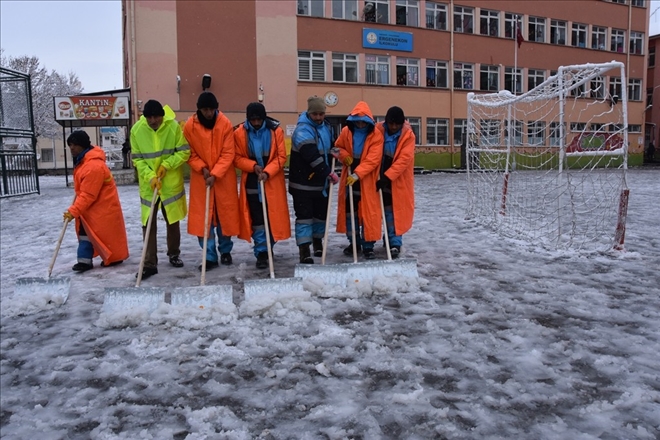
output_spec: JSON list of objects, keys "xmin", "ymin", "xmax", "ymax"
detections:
[{"xmin": 466, "ymin": 61, "xmax": 629, "ymax": 252}]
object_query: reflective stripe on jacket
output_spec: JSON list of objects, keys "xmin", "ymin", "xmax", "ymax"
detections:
[{"xmin": 130, "ymin": 105, "xmax": 190, "ymax": 225}]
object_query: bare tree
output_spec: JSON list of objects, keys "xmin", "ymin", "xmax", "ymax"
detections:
[{"xmin": 1, "ymin": 49, "xmax": 83, "ymax": 141}]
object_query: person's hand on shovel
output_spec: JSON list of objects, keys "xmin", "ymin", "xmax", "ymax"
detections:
[
  {"xmin": 63, "ymin": 211, "xmax": 74, "ymax": 222},
  {"xmin": 156, "ymin": 165, "xmax": 167, "ymax": 179},
  {"xmin": 149, "ymin": 177, "xmax": 162, "ymax": 191}
]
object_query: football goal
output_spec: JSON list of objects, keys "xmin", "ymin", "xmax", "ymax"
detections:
[{"xmin": 466, "ymin": 61, "xmax": 629, "ymax": 252}]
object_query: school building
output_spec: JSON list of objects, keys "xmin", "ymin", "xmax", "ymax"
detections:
[{"xmin": 122, "ymin": 0, "xmax": 651, "ymax": 168}]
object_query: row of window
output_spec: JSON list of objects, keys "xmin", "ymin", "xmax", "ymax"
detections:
[
  {"xmin": 358, "ymin": 117, "xmax": 640, "ymax": 147},
  {"xmin": 298, "ymin": 1, "xmax": 645, "ymax": 54},
  {"xmin": 299, "ymin": 51, "xmax": 643, "ymax": 100}
]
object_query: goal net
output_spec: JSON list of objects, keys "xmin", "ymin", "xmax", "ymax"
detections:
[{"xmin": 466, "ymin": 62, "xmax": 629, "ymax": 252}]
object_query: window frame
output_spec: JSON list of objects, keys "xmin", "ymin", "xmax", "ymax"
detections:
[
  {"xmin": 332, "ymin": 0, "xmax": 359, "ymax": 20},
  {"xmin": 297, "ymin": 0, "xmax": 324, "ymax": 17},
  {"xmin": 591, "ymin": 26, "xmax": 607, "ymax": 50},
  {"xmin": 480, "ymin": 9, "xmax": 499, "ymax": 37},
  {"xmin": 504, "ymin": 67, "xmax": 522, "ymax": 94},
  {"xmin": 365, "ymin": 54, "xmax": 390, "ymax": 85},
  {"xmin": 454, "ymin": 118, "xmax": 467, "ymax": 146},
  {"xmin": 527, "ymin": 121, "xmax": 546, "ymax": 147},
  {"xmin": 629, "ymin": 31, "xmax": 643, "ymax": 55},
  {"xmin": 571, "ymin": 23, "xmax": 587, "ymax": 48},
  {"xmin": 426, "ymin": 118, "xmax": 450, "ymax": 145},
  {"xmin": 396, "ymin": 57, "xmax": 420, "ymax": 86},
  {"xmin": 550, "ymin": 19, "xmax": 567, "ymax": 45},
  {"xmin": 453, "ymin": 62, "xmax": 474, "ymax": 89},
  {"xmin": 425, "ymin": 1, "xmax": 447, "ymax": 30},
  {"xmin": 364, "ymin": 0, "xmax": 389, "ymax": 24},
  {"xmin": 298, "ymin": 50, "xmax": 326, "ymax": 81},
  {"xmin": 426, "ymin": 60, "xmax": 448, "ymax": 88},
  {"xmin": 611, "ymin": 29, "xmax": 626, "ymax": 53},
  {"xmin": 590, "ymin": 75, "xmax": 605, "ymax": 99},
  {"xmin": 332, "ymin": 53, "xmax": 359, "ymax": 83},
  {"xmin": 528, "ymin": 68, "xmax": 545, "ymax": 91},
  {"xmin": 480, "ymin": 64, "xmax": 500, "ymax": 92},
  {"xmin": 628, "ymin": 78, "xmax": 642, "ymax": 101},
  {"xmin": 528, "ymin": 16, "xmax": 546, "ymax": 43},
  {"xmin": 453, "ymin": 5, "xmax": 474, "ymax": 33},
  {"xmin": 395, "ymin": 0, "xmax": 419, "ymax": 27},
  {"xmin": 408, "ymin": 117, "xmax": 421, "ymax": 144}
]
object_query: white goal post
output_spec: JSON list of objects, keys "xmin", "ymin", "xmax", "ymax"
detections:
[{"xmin": 466, "ymin": 61, "xmax": 629, "ymax": 252}]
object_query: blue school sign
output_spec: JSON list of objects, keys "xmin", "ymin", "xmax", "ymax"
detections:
[{"xmin": 362, "ymin": 28, "xmax": 413, "ymax": 52}]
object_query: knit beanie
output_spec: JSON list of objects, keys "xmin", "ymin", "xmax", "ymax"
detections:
[
  {"xmin": 307, "ymin": 96, "xmax": 326, "ymax": 113},
  {"xmin": 385, "ymin": 106, "xmax": 405, "ymax": 124},
  {"xmin": 67, "ymin": 130, "xmax": 92, "ymax": 149},
  {"xmin": 246, "ymin": 102, "xmax": 267, "ymax": 120},
  {"xmin": 197, "ymin": 92, "xmax": 219, "ymax": 110},
  {"xmin": 142, "ymin": 99, "xmax": 165, "ymax": 117}
]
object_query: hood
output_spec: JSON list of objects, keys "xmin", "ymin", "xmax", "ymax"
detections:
[
  {"xmin": 347, "ymin": 101, "xmax": 375, "ymax": 123},
  {"xmin": 138, "ymin": 104, "xmax": 176, "ymax": 124}
]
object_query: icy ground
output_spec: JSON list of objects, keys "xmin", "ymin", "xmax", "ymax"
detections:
[{"xmin": 1, "ymin": 170, "xmax": 659, "ymax": 439}]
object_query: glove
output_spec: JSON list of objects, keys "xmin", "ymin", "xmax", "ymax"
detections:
[
  {"xmin": 156, "ymin": 165, "xmax": 167, "ymax": 179},
  {"xmin": 258, "ymin": 171, "xmax": 269, "ymax": 182},
  {"xmin": 346, "ymin": 173, "xmax": 359, "ymax": 186},
  {"xmin": 253, "ymin": 164, "xmax": 263, "ymax": 175},
  {"xmin": 202, "ymin": 167, "xmax": 211, "ymax": 179},
  {"xmin": 330, "ymin": 148, "xmax": 341, "ymax": 160},
  {"xmin": 343, "ymin": 156, "xmax": 354, "ymax": 167},
  {"xmin": 376, "ymin": 176, "xmax": 390, "ymax": 191},
  {"xmin": 205, "ymin": 175, "xmax": 216, "ymax": 187},
  {"xmin": 63, "ymin": 211, "xmax": 74, "ymax": 222},
  {"xmin": 327, "ymin": 172, "xmax": 339, "ymax": 185},
  {"xmin": 150, "ymin": 177, "xmax": 162, "ymax": 191}
]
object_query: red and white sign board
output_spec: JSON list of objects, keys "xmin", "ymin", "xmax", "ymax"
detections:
[{"xmin": 54, "ymin": 96, "xmax": 129, "ymax": 121}]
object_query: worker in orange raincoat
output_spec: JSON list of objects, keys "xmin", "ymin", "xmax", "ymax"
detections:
[
  {"xmin": 375, "ymin": 106, "xmax": 415, "ymax": 259},
  {"xmin": 334, "ymin": 101, "xmax": 384, "ymax": 259},
  {"xmin": 234, "ymin": 102, "xmax": 291, "ymax": 269},
  {"xmin": 183, "ymin": 92, "xmax": 241, "ymax": 271},
  {"xmin": 63, "ymin": 130, "xmax": 129, "ymax": 272}
]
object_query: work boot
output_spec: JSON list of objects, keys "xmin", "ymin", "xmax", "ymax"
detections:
[
  {"xmin": 169, "ymin": 255, "xmax": 184, "ymax": 267},
  {"xmin": 313, "ymin": 238, "xmax": 323, "ymax": 257},
  {"xmin": 343, "ymin": 243, "xmax": 361, "ymax": 256},
  {"xmin": 299, "ymin": 244, "xmax": 314, "ymax": 264},
  {"xmin": 198, "ymin": 260, "xmax": 219, "ymax": 272},
  {"xmin": 256, "ymin": 252, "xmax": 268, "ymax": 269},
  {"xmin": 390, "ymin": 246, "xmax": 400, "ymax": 259},
  {"xmin": 363, "ymin": 248, "xmax": 375, "ymax": 260},
  {"xmin": 136, "ymin": 266, "xmax": 158, "ymax": 280},
  {"xmin": 72, "ymin": 262, "xmax": 93, "ymax": 272},
  {"xmin": 220, "ymin": 253, "xmax": 233, "ymax": 265}
]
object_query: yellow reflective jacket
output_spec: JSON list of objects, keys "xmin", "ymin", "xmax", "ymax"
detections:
[{"xmin": 130, "ymin": 105, "xmax": 190, "ymax": 225}]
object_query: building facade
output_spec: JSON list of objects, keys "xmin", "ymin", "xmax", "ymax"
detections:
[{"xmin": 122, "ymin": 0, "xmax": 650, "ymax": 168}]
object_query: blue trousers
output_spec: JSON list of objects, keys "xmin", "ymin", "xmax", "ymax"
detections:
[
  {"xmin": 77, "ymin": 223, "xmax": 94, "ymax": 264},
  {"xmin": 384, "ymin": 206, "xmax": 402, "ymax": 247},
  {"xmin": 345, "ymin": 211, "xmax": 375, "ymax": 250},
  {"xmin": 198, "ymin": 223, "xmax": 233, "ymax": 262}
]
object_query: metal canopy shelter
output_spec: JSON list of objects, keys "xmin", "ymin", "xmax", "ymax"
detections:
[{"xmin": 54, "ymin": 88, "xmax": 132, "ymax": 186}]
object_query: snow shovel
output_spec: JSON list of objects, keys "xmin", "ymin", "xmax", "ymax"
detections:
[
  {"xmin": 343, "ymin": 188, "xmax": 419, "ymax": 283},
  {"xmin": 14, "ymin": 193, "xmax": 76, "ymax": 302},
  {"xmin": 102, "ymin": 184, "xmax": 165, "ymax": 313},
  {"xmin": 14, "ymin": 214, "xmax": 72, "ymax": 303},
  {"xmin": 171, "ymin": 185, "xmax": 233, "ymax": 309},
  {"xmin": 244, "ymin": 179, "xmax": 303, "ymax": 301}
]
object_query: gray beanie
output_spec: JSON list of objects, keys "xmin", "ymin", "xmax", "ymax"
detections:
[{"xmin": 307, "ymin": 96, "xmax": 326, "ymax": 113}]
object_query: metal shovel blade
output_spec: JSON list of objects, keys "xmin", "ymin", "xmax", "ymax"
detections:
[
  {"xmin": 14, "ymin": 277, "xmax": 71, "ymax": 304},
  {"xmin": 345, "ymin": 258, "xmax": 419, "ymax": 284},
  {"xmin": 102, "ymin": 287, "xmax": 165, "ymax": 314},
  {"xmin": 171, "ymin": 285, "xmax": 234, "ymax": 309},
  {"xmin": 294, "ymin": 264, "xmax": 349, "ymax": 287},
  {"xmin": 243, "ymin": 277, "xmax": 304, "ymax": 302}
]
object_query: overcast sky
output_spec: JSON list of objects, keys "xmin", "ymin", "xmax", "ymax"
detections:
[
  {"xmin": 0, "ymin": 0, "xmax": 123, "ymax": 93},
  {"xmin": 1, "ymin": 0, "xmax": 660, "ymax": 94}
]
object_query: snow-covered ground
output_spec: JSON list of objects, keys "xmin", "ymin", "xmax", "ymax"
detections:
[{"xmin": 1, "ymin": 170, "xmax": 659, "ymax": 439}]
